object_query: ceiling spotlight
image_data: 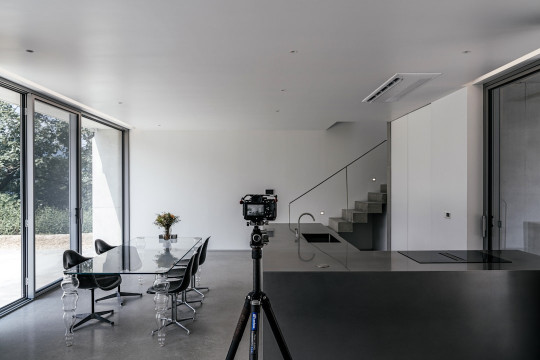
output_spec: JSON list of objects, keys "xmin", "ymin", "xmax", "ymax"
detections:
[
  {"xmin": 26, "ymin": 49, "xmax": 34, "ymax": 53},
  {"xmin": 372, "ymin": 178, "xmax": 376, "ymax": 182},
  {"xmin": 289, "ymin": 50, "xmax": 298, "ymax": 54},
  {"xmin": 462, "ymin": 50, "xmax": 471, "ymax": 54},
  {"xmin": 280, "ymin": 89, "xmax": 287, "ymax": 92}
]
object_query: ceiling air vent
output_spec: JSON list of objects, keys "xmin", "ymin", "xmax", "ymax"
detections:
[{"xmin": 362, "ymin": 73, "xmax": 441, "ymax": 103}]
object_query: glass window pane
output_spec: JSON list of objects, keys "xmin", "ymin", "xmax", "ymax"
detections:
[
  {"xmin": 81, "ymin": 117, "xmax": 123, "ymax": 256},
  {"xmin": 0, "ymin": 87, "xmax": 22, "ymax": 307},
  {"xmin": 496, "ymin": 70, "xmax": 540, "ymax": 255},
  {"xmin": 34, "ymin": 101, "xmax": 72, "ymax": 289}
]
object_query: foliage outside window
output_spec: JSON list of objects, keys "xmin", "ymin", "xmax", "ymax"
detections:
[{"xmin": 0, "ymin": 100, "xmax": 94, "ymax": 234}]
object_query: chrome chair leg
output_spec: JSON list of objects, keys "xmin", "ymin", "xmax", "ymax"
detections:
[
  {"xmin": 177, "ymin": 290, "xmax": 198, "ymax": 317},
  {"xmin": 192, "ymin": 288, "xmax": 205, "ymax": 297},
  {"xmin": 184, "ymin": 302, "xmax": 197, "ymax": 314},
  {"xmin": 151, "ymin": 293, "xmax": 194, "ymax": 336},
  {"xmin": 186, "ymin": 274, "xmax": 205, "ymax": 303}
]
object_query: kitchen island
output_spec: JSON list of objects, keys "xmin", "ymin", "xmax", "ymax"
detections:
[{"xmin": 262, "ymin": 223, "xmax": 540, "ymax": 359}]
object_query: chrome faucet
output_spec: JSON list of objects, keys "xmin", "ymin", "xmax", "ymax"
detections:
[{"xmin": 295, "ymin": 212, "xmax": 315, "ymax": 242}]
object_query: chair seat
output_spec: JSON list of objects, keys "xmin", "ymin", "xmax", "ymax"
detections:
[
  {"xmin": 176, "ymin": 258, "xmax": 190, "ymax": 265},
  {"xmin": 95, "ymin": 275, "xmax": 122, "ymax": 291},
  {"xmin": 167, "ymin": 267, "xmax": 187, "ymax": 278},
  {"xmin": 147, "ymin": 279, "xmax": 184, "ymax": 295}
]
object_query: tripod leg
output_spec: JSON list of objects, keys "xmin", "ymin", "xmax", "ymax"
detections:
[
  {"xmin": 249, "ymin": 298, "xmax": 261, "ymax": 360},
  {"xmin": 261, "ymin": 294, "xmax": 293, "ymax": 360},
  {"xmin": 226, "ymin": 293, "xmax": 253, "ymax": 360}
]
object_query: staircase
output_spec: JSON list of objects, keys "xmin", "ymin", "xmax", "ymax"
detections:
[{"xmin": 328, "ymin": 184, "xmax": 387, "ymax": 250}]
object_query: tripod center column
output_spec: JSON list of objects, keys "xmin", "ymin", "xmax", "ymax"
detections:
[{"xmin": 252, "ymin": 247, "xmax": 262, "ymax": 293}]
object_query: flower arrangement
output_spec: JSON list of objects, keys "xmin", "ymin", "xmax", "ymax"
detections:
[{"xmin": 154, "ymin": 212, "xmax": 180, "ymax": 240}]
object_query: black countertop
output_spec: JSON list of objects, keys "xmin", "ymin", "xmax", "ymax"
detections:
[{"xmin": 263, "ymin": 223, "xmax": 540, "ymax": 272}]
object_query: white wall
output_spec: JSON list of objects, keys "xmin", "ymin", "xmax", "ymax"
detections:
[
  {"xmin": 92, "ymin": 128, "xmax": 123, "ymax": 247},
  {"xmin": 130, "ymin": 122, "xmax": 387, "ymax": 250},
  {"xmin": 391, "ymin": 86, "xmax": 483, "ymax": 250}
]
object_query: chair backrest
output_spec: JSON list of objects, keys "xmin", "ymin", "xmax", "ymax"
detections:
[
  {"xmin": 198, "ymin": 236, "xmax": 211, "ymax": 266},
  {"xmin": 175, "ymin": 254, "xmax": 196, "ymax": 293},
  {"xmin": 95, "ymin": 239, "xmax": 116, "ymax": 255},
  {"xmin": 191, "ymin": 247, "xmax": 202, "ymax": 275},
  {"xmin": 63, "ymin": 250, "xmax": 101, "ymax": 290},
  {"xmin": 63, "ymin": 249, "xmax": 91, "ymax": 269}
]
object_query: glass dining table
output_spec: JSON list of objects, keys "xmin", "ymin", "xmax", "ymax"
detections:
[{"xmin": 62, "ymin": 236, "xmax": 202, "ymax": 347}]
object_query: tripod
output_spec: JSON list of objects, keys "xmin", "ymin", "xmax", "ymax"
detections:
[{"xmin": 226, "ymin": 225, "xmax": 293, "ymax": 360}]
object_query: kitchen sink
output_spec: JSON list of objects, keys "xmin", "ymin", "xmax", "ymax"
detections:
[{"xmin": 302, "ymin": 233, "xmax": 340, "ymax": 243}]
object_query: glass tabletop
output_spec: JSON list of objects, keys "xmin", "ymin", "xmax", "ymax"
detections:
[{"xmin": 64, "ymin": 236, "xmax": 202, "ymax": 275}]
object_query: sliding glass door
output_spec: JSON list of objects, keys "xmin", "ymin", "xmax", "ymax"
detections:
[
  {"xmin": 33, "ymin": 100, "xmax": 77, "ymax": 290},
  {"xmin": 0, "ymin": 78, "xmax": 128, "ymax": 315},
  {"xmin": 0, "ymin": 87, "xmax": 23, "ymax": 308},
  {"xmin": 486, "ymin": 63, "xmax": 540, "ymax": 255},
  {"xmin": 81, "ymin": 117, "xmax": 123, "ymax": 256}
]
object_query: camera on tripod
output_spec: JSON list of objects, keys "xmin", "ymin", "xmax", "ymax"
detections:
[
  {"xmin": 240, "ymin": 193, "xmax": 277, "ymax": 247},
  {"xmin": 240, "ymin": 193, "xmax": 277, "ymax": 224},
  {"xmin": 229, "ymin": 191, "xmax": 291, "ymax": 360}
]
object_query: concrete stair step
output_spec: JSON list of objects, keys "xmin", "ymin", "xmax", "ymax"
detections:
[
  {"xmin": 328, "ymin": 217, "xmax": 353, "ymax": 233},
  {"xmin": 368, "ymin": 192, "xmax": 387, "ymax": 203},
  {"xmin": 354, "ymin": 201, "xmax": 383, "ymax": 213},
  {"xmin": 342, "ymin": 209, "xmax": 368, "ymax": 223},
  {"xmin": 380, "ymin": 184, "xmax": 387, "ymax": 193}
]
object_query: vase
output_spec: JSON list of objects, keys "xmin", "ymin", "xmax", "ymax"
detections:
[{"xmin": 163, "ymin": 227, "xmax": 171, "ymax": 240}]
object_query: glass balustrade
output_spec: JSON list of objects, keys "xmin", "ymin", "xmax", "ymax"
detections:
[{"xmin": 289, "ymin": 140, "xmax": 387, "ymax": 268}]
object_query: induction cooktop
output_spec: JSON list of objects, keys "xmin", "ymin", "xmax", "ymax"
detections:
[{"xmin": 399, "ymin": 250, "xmax": 512, "ymax": 264}]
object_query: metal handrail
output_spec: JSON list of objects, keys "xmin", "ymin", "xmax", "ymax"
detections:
[{"xmin": 288, "ymin": 139, "xmax": 387, "ymax": 231}]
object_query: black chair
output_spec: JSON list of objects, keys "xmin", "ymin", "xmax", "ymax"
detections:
[
  {"xmin": 146, "ymin": 254, "xmax": 196, "ymax": 335},
  {"xmin": 167, "ymin": 247, "xmax": 203, "ymax": 311},
  {"xmin": 185, "ymin": 246, "xmax": 205, "ymax": 302},
  {"xmin": 194, "ymin": 236, "xmax": 210, "ymax": 292},
  {"xmin": 62, "ymin": 250, "xmax": 121, "ymax": 329},
  {"xmin": 175, "ymin": 236, "xmax": 210, "ymax": 295},
  {"xmin": 94, "ymin": 239, "xmax": 143, "ymax": 305}
]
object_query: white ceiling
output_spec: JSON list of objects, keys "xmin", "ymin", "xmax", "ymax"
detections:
[{"xmin": 1, "ymin": 0, "xmax": 540, "ymax": 130}]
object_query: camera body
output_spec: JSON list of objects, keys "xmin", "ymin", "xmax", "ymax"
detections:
[{"xmin": 240, "ymin": 194, "xmax": 277, "ymax": 224}]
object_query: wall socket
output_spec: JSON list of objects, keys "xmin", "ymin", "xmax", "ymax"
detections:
[{"xmin": 444, "ymin": 212, "xmax": 451, "ymax": 219}]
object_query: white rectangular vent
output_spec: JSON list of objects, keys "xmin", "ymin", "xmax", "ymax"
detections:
[{"xmin": 362, "ymin": 73, "xmax": 441, "ymax": 103}]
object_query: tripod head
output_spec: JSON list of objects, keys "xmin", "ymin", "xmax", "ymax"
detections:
[{"xmin": 250, "ymin": 225, "xmax": 269, "ymax": 249}]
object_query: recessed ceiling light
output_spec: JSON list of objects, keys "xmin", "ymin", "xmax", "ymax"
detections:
[
  {"xmin": 280, "ymin": 89, "xmax": 287, "ymax": 92},
  {"xmin": 276, "ymin": 109, "xmax": 280, "ymax": 112},
  {"xmin": 289, "ymin": 50, "xmax": 298, "ymax": 54},
  {"xmin": 26, "ymin": 49, "xmax": 34, "ymax": 53},
  {"xmin": 462, "ymin": 50, "xmax": 471, "ymax": 54},
  {"xmin": 118, "ymin": 101, "xmax": 123, "ymax": 105},
  {"xmin": 157, "ymin": 124, "xmax": 161, "ymax": 127}
]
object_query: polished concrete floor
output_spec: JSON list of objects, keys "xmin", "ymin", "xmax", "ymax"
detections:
[{"xmin": 0, "ymin": 251, "xmax": 253, "ymax": 360}]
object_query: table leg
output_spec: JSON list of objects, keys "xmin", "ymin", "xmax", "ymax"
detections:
[
  {"xmin": 153, "ymin": 274, "xmax": 170, "ymax": 346},
  {"xmin": 61, "ymin": 274, "xmax": 79, "ymax": 346}
]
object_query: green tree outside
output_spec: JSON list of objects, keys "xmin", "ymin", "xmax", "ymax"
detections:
[{"xmin": 0, "ymin": 99, "xmax": 94, "ymax": 235}]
